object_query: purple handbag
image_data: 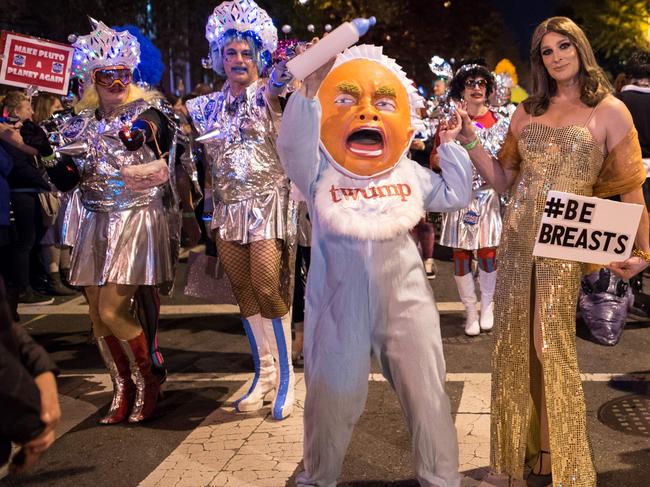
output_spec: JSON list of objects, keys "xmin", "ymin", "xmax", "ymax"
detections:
[{"xmin": 578, "ymin": 268, "xmax": 633, "ymax": 346}]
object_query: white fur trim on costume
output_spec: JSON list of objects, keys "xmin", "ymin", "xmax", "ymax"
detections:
[{"xmin": 314, "ymin": 159, "xmax": 424, "ymax": 241}]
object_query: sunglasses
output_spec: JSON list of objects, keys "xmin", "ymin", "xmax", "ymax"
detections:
[
  {"xmin": 465, "ymin": 79, "xmax": 487, "ymax": 88},
  {"xmin": 93, "ymin": 67, "xmax": 132, "ymax": 87}
]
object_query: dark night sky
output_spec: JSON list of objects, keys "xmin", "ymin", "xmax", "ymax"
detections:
[{"xmin": 492, "ymin": 0, "xmax": 558, "ymax": 58}]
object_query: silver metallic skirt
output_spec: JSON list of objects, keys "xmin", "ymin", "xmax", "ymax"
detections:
[
  {"xmin": 61, "ymin": 189, "xmax": 83, "ymax": 248},
  {"xmin": 439, "ymin": 187, "xmax": 502, "ymax": 250},
  {"xmin": 68, "ymin": 196, "xmax": 173, "ymax": 287},
  {"xmin": 212, "ymin": 185, "xmax": 289, "ymax": 244}
]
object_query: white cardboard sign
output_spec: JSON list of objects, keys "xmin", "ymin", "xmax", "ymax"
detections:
[{"xmin": 532, "ymin": 190, "xmax": 643, "ymax": 265}]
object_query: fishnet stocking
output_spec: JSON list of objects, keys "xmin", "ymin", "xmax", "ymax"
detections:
[
  {"xmin": 216, "ymin": 236, "xmax": 288, "ymax": 319},
  {"xmin": 250, "ymin": 239, "xmax": 288, "ymax": 318},
  {"xmin": 216, "ymin": 238, "xmax": 258, "ymax": 317}
]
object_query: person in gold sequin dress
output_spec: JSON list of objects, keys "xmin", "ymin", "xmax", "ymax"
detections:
[{"xmin": 456, "ymin": 17, "xmax": 650, "ymax": 487}]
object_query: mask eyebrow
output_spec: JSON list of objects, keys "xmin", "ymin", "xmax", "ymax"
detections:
[
  {"xmin": 374, "ymin": 85, "xmax": 397, "ymax": 98},
  {"xmin": 336, "ymin": 81, "xmax": 361, "ymax": 99}
]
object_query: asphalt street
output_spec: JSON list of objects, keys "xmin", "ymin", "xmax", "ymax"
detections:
[{"xmin": 1, "ymin": 256, "xmax": 648, "ymax": 487}]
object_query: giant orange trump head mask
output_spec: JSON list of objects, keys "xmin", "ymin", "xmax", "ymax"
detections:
[{"xmin": 318, "ymin": 45, "xmax": 424, "ymax": 178}]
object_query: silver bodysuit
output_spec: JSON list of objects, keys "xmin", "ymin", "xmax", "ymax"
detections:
[
  {"xmin": 439, "ymin": 108, "xmax": 510, "ymax": 249},
  {"xmin": 60, "ymin": 98, "xmax": 181, "ymax": 289},
  {"xmin": 186, "ymin": 79, "xmax": 290, "ymax": 244}
]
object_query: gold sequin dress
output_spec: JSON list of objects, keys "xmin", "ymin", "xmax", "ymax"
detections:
[{"xmin": 490, "ymin": 121, "xmax": 645, "ymax": 486}]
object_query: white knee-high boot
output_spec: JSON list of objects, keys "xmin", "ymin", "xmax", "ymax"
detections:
[
  {"xmin": 454, "ymin": 274, "xmax": 480, "ymax": 336},
  {"xmin": 234, "ymin": 314, "xmax": 276, "ymax": 412},
  {"xmin": 266, "ymin": 313, "xmax": 295, "ymax": 420},
  {"xmin": 478, "ymin": 269, "xmax": 497, "ymax": 331}
]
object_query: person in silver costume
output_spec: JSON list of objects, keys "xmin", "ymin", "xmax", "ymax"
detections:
[
  {"xmin": 186, "ymin": 0, "xmax": 295, "ymax": 420},
  {"xmin": 49, "ymin": 20, "xmax": 200, "ymax": 424},
  {"xmin": 434, "ymin": 61, "xmax": 510, "ymax": 336},
  {"xmin": 408, "ymin": 56, "xmax": 455, "ymax": 281}
]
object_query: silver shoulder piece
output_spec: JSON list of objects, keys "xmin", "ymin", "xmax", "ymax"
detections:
[
  {"xmin": 60, "ymin": 109, "xmax": 93, "ymax": 143},
  {"xmin": 55, "ymin": 109, "xmax": 94, "ymax": 156},
  {"xmin": 186, "ymin": 92, "xmax": 224, "ymax": 135}
]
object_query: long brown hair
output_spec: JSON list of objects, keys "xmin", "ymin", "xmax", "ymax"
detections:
[
  {"xmin": 523, "ymin": 17, "xmax": 612, "ymax": 116},
  {"xmin": 32, "ymin": 93, "xmax": 62, "ymax": 124}
]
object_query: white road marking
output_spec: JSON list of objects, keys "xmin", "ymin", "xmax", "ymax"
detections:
[
  {"xmin": 455, "ymin": 374, "xmax": 491, "ymax": 474},
  {"xmin": 19, "ymin": 314, "xmax": 47, "ymax": 327},
  {"xmin": 19, "ymin": 300, "xmax": 464, "ymax": 316},
  {"xmin": 18, "ymin": 300, "xmax": 240, "ymax": 316},
  {"xmin": 18, "ymin": 298, "xmax": 498, "ymax": 316}
]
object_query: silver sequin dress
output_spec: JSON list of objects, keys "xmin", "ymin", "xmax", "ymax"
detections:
[
  {"xmin": 60, "ymin": 99, "xmax": 178, "ymax": 288},
  {"xmin": 439, "ymin": 108, "xmax": 510, "ymax": 249},
  {"xmin": 186, "ymin": 79, "xmax": 290, "ymax": 244}
]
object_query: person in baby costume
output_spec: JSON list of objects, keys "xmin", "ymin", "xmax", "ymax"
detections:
[{"xmin": 277, "ymin": 45, "xmax": 472, "ymax": 487}]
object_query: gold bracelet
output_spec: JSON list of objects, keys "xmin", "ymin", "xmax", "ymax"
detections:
[{"xmin": 632, "ymin": 248, "xmax": 650, "ymax": 263}]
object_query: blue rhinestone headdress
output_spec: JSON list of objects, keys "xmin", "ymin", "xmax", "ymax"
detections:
[
  {"xmin": 206, "ymin": 0, "xmax": 277, "ymax": 55},
  {"xmin": 71, "ymin": 18, "xmax": 140, "ymax": 82}
]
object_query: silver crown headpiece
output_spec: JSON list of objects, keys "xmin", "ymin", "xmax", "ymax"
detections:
[
  {"xmin": 455, "ymin": 63, "xmax": 485, "ymax": 76},
  {"xmin": 494, "ymin": 72, "xmax": 514, "ymax": 106},
  {"xmin": 494, "ymin": 72, "xmax": 513, "ymax": 89},
  {"xmin": 429, "ymin": 55, "xmax": 453, "ymax": 79},
  {"xmin": 71, "ymin": 18, "xmax": 140, "ymax": 81},
  {"xmin": 206, "ymin": 0, "xmax": 277, "ymax": 54}
]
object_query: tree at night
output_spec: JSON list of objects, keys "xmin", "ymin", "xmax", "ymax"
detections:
[
  {"xmin": 1, "ymin": 0, "xmax": 523, "ymax": 94},
  {"xmin": 558, "ymin": 0, "xmax": 650, "ymax": 71}
]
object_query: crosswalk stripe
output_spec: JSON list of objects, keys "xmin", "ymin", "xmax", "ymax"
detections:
[
  {"xmin": 18, "ymin": 297, "xmax": 241, "ymax": 316},
  {"xmin": 18, "ymin": 301, "xmax": 471, "ymax": 316}
]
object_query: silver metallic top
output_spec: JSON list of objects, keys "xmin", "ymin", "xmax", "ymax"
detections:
[
  {"xmin": 438, "ymin": 107, "xmax": 510, "ymax": 250},
  {"xmin": 472, "ymin": 108, "xmax": 511, "ymax": 190},
  {"xmin": 186, "ymin": 79, "xmax": 289, "ymax": 205},
  {"xmin": 60, "ymin": 99, "xmax": 163, "ymax": 212}
]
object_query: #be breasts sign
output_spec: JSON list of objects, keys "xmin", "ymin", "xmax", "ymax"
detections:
[
  {"xmin": 533, "ymin": 191, "xmax": 643, "ymax": 265},
  {"xmin": 0, "ymin": 31, "xmax": 74, "ymax": 95}
]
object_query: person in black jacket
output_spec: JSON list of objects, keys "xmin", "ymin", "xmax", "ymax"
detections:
[
  {"xmin": 616, "ymin": 50, "xmax": 650, "ymax": 205},
  {"xmin": 0, "ymin": 276, "xmax": 60, "ymax": 475},
  {"xmin": 0, "ymin": 91, "xmax": 55, "ymax": 308},
  {"xmin": 616, "ymin": 50, "xmax": 650, "ymax": 312},
  {"xmin": 0, "ymin": 143, "xmax": 12, "ymax": 266}
]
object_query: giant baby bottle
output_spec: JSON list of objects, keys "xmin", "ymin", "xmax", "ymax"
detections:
[{"xmin": 286, "ymin": 17, "xmax": 376, "ymax": 80}]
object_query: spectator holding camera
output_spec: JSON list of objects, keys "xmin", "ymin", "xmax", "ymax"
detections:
[{"xmin": 0, "ymin": 91, "xmax": 55, "ymax": 312}]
